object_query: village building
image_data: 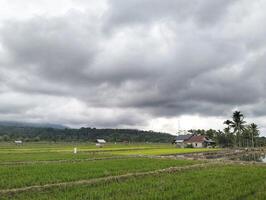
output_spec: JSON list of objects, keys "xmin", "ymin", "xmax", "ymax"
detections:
[
  {"xmin": 174, "ymin": 134, "xmax": 215, "ymax": 148},
  {"xmin": 184, "ymin": 135, "xmax": 215, "ymax": 148},
  {"xmin": 96, "ymin": 139, "xmax": 106, "ymax": 147},
  {"xmin": 174, "ymin": 134, "xmax": 193, "ymax": 148},
  {"xmin": 14, "ymin": 140, "xmax": 23, "ymax": 145}
]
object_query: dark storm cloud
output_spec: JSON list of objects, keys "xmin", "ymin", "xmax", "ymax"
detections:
[
  {"xmin": 1, "ymin": 14, "xmax": 100, "ymax": 85},
  {"xmin": 0, "ymin": 0, "xmax": 266, "ymax": 128}
]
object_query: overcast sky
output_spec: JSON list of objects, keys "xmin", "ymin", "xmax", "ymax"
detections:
[{"xmin": 0, "ymin": 0, "xmax": 266, "ymax": 135}]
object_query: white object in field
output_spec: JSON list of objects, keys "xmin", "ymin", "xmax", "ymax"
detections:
[
  {"xmin": 74, "ymin": 147, "xmax": 77, "ymax": 154},
  {"xmin": 96, "ymin": 139, "xmax": 106, "ymax": 144},
  {"xmin": 14, "ymin": 140, "xmax": 23, "ymax": 144}
]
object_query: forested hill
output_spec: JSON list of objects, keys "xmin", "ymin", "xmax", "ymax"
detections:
[{"xmin": 0, "ymin": 125, "xmax": 175, "ymax": 143}]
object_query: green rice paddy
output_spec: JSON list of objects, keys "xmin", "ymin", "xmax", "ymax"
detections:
[{"xmin": 0, "ymin": 142, "xmax": 265, "ymax": 200}]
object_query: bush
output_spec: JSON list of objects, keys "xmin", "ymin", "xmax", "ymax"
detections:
[{"xmin": 185, "ymin": 144, "xmax": 194, "ymax": 148}]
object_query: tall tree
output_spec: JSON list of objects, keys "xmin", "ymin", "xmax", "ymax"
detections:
[
  {"xmin": 229, "ymin": 111, "xmax": 246, "ymax": 147},
  {"xmin": 248, "ymin": 123, "xmax": 260, "ymax": 147},
  {"xmin": 223, "ymin": 119, "xmax": 235, "ymax": 146}
]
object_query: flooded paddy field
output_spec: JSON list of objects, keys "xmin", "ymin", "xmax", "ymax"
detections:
[
  {"xmin": 171, "ymin": 148, "xmax": 266, "ymax": 164},
  {"xmin": 230, "ymin": 152, "xmax": 266, "ymax": 163}
]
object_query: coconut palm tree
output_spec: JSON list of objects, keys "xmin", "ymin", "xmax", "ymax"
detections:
[
  {"xmin": 249, "ymin": 123, "xmax": 259, "ymax": 148},
  {"xmin": 229, "ymin": 111, "xmax": 246, "ymax": 147},
  {"xmin": 223, "ymin": 120, "xmax": 234, "ymax": 147}
]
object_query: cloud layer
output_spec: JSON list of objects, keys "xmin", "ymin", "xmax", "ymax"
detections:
[{"xmin": 0, "ymin": 0, "xmax": 266, "ymax": 134}]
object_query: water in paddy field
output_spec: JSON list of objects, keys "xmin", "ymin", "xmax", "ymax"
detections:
[{"xmin": 231, "ymin": 153, "xmax": 266, "ymax": 163}]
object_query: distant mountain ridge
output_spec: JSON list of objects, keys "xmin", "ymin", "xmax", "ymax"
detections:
[
  {"xmin": 0, "ymin": 122, "xmax": 175, "ymax": 143},
  {"xmin": 0, "ymin": 121, "xmax": 67, "ymax": 129}
]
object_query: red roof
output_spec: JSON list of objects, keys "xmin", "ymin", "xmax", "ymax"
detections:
[{"xmin": 185, "ymin": 135, "xmax": 206, "ymax": 143}]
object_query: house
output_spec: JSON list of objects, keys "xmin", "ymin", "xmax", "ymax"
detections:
[
  {"xmin": 174, "ymin": 134, "xmax": 193, "ymax": 148},
  {"xmin": 185, "ymin": 135, "xmax": 215, "ymax": 148},
  {"xmin": 14, "ymin": 140, "xmax": 23, "ymax": 145},
  {"xmin": 96, "ymin": 139, "xmax": 106, "ymax": 147}
]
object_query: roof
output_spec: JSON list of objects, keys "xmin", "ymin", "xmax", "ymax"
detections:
[
  {"xmin": 176, "ymin": 134, "xmax": 193, "ymax": 141},
  {"xmin": 96, "ymin": 139, "xmax": 106, "ymax": 143},
  {"xmin": 185, "ymin": 135, "xmax": 207, "ymax": 143}
]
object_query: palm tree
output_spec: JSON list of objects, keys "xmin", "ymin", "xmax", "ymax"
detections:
[
  {"xmin": 229, "ymin": 111, "xmax": 246, "ymax": 147},
  {"xmin": 223, "ymin": 120, "xmax": 234, "ymax": 147},
  {"xmin": 242, "ymin": 128, "xmax": 251, "ymax": 147},
  {"xmin": 249, "ymin": 123, "xmax": 259, "ymax": 148}
]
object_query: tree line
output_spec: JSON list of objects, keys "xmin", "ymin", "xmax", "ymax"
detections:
[
  {"xmin": 189, "ymin": 111, "xmax": 265, "ymax": 147},
  {"xmin": 0, "ymin": 126, "xmax": 175, "ymax": 143}
]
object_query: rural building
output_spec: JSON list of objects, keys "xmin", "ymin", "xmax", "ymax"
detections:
[
  {"xmin": 185, "ymin": 135, "xmax": 215, "ymax": 148},
  {"xmin": 96, "ymin": 139, "xmax": 106, "ymax": 147},
  {"xmin": 14, "ymin": 140, "xmax": 23, "ymax": 145},
  {"xmin": 174, "ymin": 134, "xmax": 215, "ymax": 148},
  {"xmin": 174, "ymin": 134, "xmax": 193, "ymax": 148}
]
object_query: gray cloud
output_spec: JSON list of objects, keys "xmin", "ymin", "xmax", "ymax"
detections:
[
  {"xmin": 0, "ymin": 0, "xmax": 266, "ymax": 133},
  {"xmin": 105, "ymin": 0, "xmax": 238, "ymax": 28}
]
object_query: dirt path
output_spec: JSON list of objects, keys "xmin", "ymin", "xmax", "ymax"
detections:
[{"xmin": 0, "ymin": 162, "xmax": 221, "ymax": 195}]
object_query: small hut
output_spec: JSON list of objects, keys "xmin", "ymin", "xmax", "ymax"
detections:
[
  {"xmin": 14, "ymin": 140, "xmax": 23, "ymax": 145},
  {"xmin": 96, "ymin": 139, "xmax": 106, "ymax": 147}
]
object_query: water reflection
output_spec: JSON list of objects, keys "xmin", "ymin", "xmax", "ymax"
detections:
[{"xmin": 231, "ymin": 153, "xmax": 266, "ymax": 163}]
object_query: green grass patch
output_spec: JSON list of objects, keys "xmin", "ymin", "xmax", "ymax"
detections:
[
  {"xmin": 111, "ymin": 148, "xmax": 219, "ymax": 156},
  {"xmin": 0, "ymin": 158, "xmax": 197, "ymax": 190},
  {"xmin": 0, "ymin": 143, "xmax": 174, "ymax": 162},
  {"xmin": 0, "ymin": 151, "xmax": 117, "ymax": 163},
  {"xmin": 0, "ymin": 143, "xmax": 219, "ymax": 162},
  {"xmin": 3, "ymin": 164, "xmax": 266, "ymax": 200}
]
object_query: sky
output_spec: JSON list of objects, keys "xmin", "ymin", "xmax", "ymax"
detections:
[{"xmin": 0, "ymin": 0, "xmax": 266, "ymax": 135}]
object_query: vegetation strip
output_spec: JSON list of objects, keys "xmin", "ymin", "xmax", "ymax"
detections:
[
  {"xmin": 0, "ymin": 162, "xmax": 219, "ymax": 194},
  {"xmin": 0, "ymin": 155, "xmax": 138, "ymax": 165}
]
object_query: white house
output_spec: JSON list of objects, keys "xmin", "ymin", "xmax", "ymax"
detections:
[
  {"xmin": 174, "ymin": 134, "xmax": 215, "ymax": 148},
  {"xmin": 96, "ymin": 139, "xmax": 106, "ymax": 147},
  {"xmin": 14, "ymin": 140, "xmax": 23, "ymax": 145},
  {"xmin": 184, "ymin": 135, "xmax": 215, "ymax": 148},
  {"xmin": 174, "ymin": 134, "xmax": 193, "ymax": 148}
]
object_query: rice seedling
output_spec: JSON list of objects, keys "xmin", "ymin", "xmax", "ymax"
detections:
[
  {"xmin": 0, "ymin": 157, "xmax": 197, "ymax": 190},
  {"xmin": 2, "ymin": 164, "xmax": 265, "ymax": 200}
]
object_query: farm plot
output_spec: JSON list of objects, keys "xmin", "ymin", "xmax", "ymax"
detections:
[
  {"xmin": 0, "ymin": 143, "xmax": 174, "ymax": 162},
  {"xmin": 2, "ymin": 164, "xmax": 266, "ymax": 200},
  {"xmin": 110, "ymin": 147, "xmax": 219, "ymax": 156},
  {"xmin": 0, "ymin": 157, "xmax": 198, "ymax": 190},
  {"xmin": 0, "ymin": 151, "xmax": 116, "ymax": 163},
  {"xmin": 0, "ymin": 143, "xmax": 219, "ymax": 163},
  {"xmin": 2, "ymin": 143, "xmax": 257, "ymax": 200}
]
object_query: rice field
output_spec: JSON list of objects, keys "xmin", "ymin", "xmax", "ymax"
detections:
[
  {"xmin": 0, "ymin": 143, "xmax": 217, "ymax": 162},
  {"xmin": 0, "ymin": 158, "xmax": 198, "ymax": 190},
  {"xmin": 110, "ymin": 147, "xmax": 220, "ymax": 156},
  {"xmin": 0, "ymin": 142, "xmax": 265, "ymax": 200},
  {"xmin": 2, "ymin": 165, "xmax": 266, "ymax": 200}
]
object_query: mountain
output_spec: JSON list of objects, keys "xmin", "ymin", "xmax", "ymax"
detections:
[{"xmin": 0, "ymin": 124, "xmax": 175, "ymax": 143}]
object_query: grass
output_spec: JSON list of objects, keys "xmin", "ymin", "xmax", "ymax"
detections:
[
  {"xmin": 1, "ymin": 142, "xmax": 263, "ymax": 200},
  {"xmin": 0, "ymin": 151, "xmax": 116, "ymax": 163},
  {"xmin": 0, "ymin": 157, "xmax": 198, "ymax": 190},
  {"xmin": 2, "ymin": 164, "xmax": 266, "ymax": 200},
  {"xmin": 0, "ymin": 142, "xmax": 168, "ymax": 162},
  {"xmin": 110, "ymin": 148, "xmax": 219, "ymax": 156},
  {"xmin": 0, "ymin": 142, "xmax": 219, "ymax": 162},
  {"xmin": 0, "ymin": 142, "xmax": 172, "ymax": 151}
]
